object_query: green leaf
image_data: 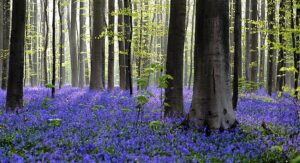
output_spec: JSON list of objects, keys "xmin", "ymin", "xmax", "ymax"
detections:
[{"xmin": 47, "ymin": 118, "xmax": 62, "ymax": 127}]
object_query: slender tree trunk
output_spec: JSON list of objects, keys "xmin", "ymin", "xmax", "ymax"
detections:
[
  {"xmin": 32, "ymin": 0, "xmax": 38, "ymax": 86},
  {"xmin": 250, "ymin": 0, "xmax": 258, "ymax": 82},
  {"xmin": 164, "ymin": 0, "xmax": 186, "ymax": 117},
  {"xmin": 118, "ymin": 0, "xmax": 126, "ymax": 90},
  {"xmin": 189, "ymin": 0, "xmax": 236, "ymax": 130},
  {"xmin": 0, "ymin": 0, "xmax": 3, "ymax": 85},
  {"xmin": 58, "ymin": 1, "xmax": 65, "ymax": 89},
  {"xmin": 108, "ymin": 0, "xmax": 115, "ymax": 90},
  {"xmin": 52, "ymin": 0, "xmax": 56, "ymax": 98},
  {"xmin": 124, "ymin": 0, "xmax": 133, "ymax": 94},
  {"xmin": 267, "ymin": 0, "xmax": 275, "ymax": 96},
  {"xmin": 90, "ymin": 0, "xmax": 105, "ymax": 90},
  {"xmin": 291, "ymin": 0, "xmax": 300, "ymax": 96},
  {"xmin": 245, "ymin": 0, "xmax": 251, "ymax": 81},
  {"xmin": 79, "ymin": 0, "xmax": 87, "ymax": 88},
  {"xmin": 233, "ymin": 0, "xmax": 242, "ymax": 110},
  {"xmin": 6, "ymin": 0, "xmax": 26, "ymax": 111},
  {"xmin": 43, "ymin": 0, "xmax": 49, "ymax": 85},
  {"xmin": 259, "ymin": 0, "xmax": 266, "ymax": 84},
  {"xmin": 276, "ymin": 0, "xmax": 286, "ymax": 91},
  {"xmin": 69, "ymin": 0, "xmax": 79, "ymax": 87},
  {"xmin": 2, "ymin": 0, "xmax": 10, "ymax": 90},
  {"xmin": 188, "ymin": 0, "xmax": 195, "ymax": 90}
]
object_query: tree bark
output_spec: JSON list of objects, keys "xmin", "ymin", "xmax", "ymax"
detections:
[
  {"xmin": 276, "ymin": 0, "xmax": 286, "ymax": 91},
  {"xmin": 43, "ymin": 0, "xmax": 49, "ymax": 85},
  {"xmin": 69, "ymin": 0, "xmax": 79, "ymax": 87},
  {"xmin": 118, "ymin": 0, "xmax": 126, "ymax": 90},
  {"xmin": 51, "ymin": 0, "xmax": 56, "ymax": 98},
  {"xmin": 1, "ymin": 0, "xmax": 10, "ymax": 90},
  {"xmin": 164, "ymin": 0, "xmax": 186, "ymax": 117},
  {"xmin": 189, "ymin": 0, "xmax": 236, "ymax": 130},
  {"xmin": 250, "ymin": 0, "xmax": 258, "ymax": 82},
  {"xmin": 233, "ymin": 0, "xmax": 241, "ymax": 110},
  {"xmin": 79, "ymin": 0, "xmax": 87, "ymax": 88},
  {"xmin": 259, "ymin": 0, "xmax": 266, "ymax": 84},
  {"xmin": 58, "ymin": 1, "xmax": 65, "ymax": 89},
  {"xmin": 267, "ymin": 0, "xmax": 275, "ymax": 96},
  {"xmin": 108, "ymin": 0, "xmax": 115, "ymax": 90},
  {"xmin": 90, "ymin": 0, "xmax": 105, "ymax": 90},
  {"xmin": 245, "ymin": 0, "xmax": 251, "ymax": 81},
  {"xmin": 6, "ymin": 0, "xmax": 26, "ymax": 111}
]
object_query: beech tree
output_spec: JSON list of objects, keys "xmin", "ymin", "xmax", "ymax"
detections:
[
  {"xmin": 164, "ymin": 0, "xmax": 186, "ymax": 117},
  {"xmin": 90, "ymin": 0, "xmax": 105, "ymax": 90},
  {"xmin": 6, "ymin": 0, "xmax": 26, "ymax": 111},
  {"xmin": 189, "ymin": 0, "xmax": 236, "ymax": 129}
]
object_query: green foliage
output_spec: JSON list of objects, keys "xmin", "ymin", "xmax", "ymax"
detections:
[
  {"xmin": 238, "ymin": 78, "xmax": 263, "ymax": 93},
  {"xmin": 148, "ymin": 120, "xmax": 164, "ymax": 131},
  {"xmin": 41, "ymin": 97, "xmax": 52, "ymax": 108},
  {"xmin": 47, "ymin": 118, "xmax": 62, "ymax": 127},
  {"xmin": 291, "ymin": 155, "xmax": 300, "ymax": 163},
  {"xmin": 136, "ymin": 95, "xmax": 149, "ymax": 105},
  {"xmin": 91, "ymin": 105, "xmax": 105, "ymax": 111},
  {"xmin": 158, "ymin": 74, "xmax": 173, "ymax": 89},
  {"xmin": 45, "ymin": 83, "xmax": 55, "ymax": 89}
]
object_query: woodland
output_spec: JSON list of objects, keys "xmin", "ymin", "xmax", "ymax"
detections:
[{"xmin": 0, "ymin": 0, "xmax": 300, "ymax": 162}]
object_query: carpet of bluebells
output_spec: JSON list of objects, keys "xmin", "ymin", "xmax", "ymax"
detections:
[{"xmin": 0, "ymin": 87, "xmax": 300, "ymax": 162}]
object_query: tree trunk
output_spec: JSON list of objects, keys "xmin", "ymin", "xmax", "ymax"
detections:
[
  {"xmin": 69, "ymin": 0, "xmax": 79, "ymax": 87},
  {"xmin": 43, "ymin": 0, "xmax": 49, "ymax": 85},
  {"xmin": 276, "ymin": 0, "xmax": 286, "ymax": 92},
  {"xmin": 245, "ymin": 0, "xmax": 251, "ymax": 81},
  {"xmin": 259, "ymin": 0, "xmax": 266, "ymax": 84},
  {"xmin": 291, "ymin": 1, "xmax": 300, "ymax": 96},
  {"xmin": 2, "ymin": 0, "xmax": 10, "ymax": 90},
  {"xmin": 233, "ymin": 0, "xmax": 242, "ymax": 110},
  {"xmin": 189, "ymin": 0, "xmax": 236, "ymax": 130},
  {"xmin": 108, "ymin": 0, "xmax": 115, "ymax": 90},
  {"xmin": 164, "ymin": 0, "xmax": 186, "ymax": 117},
  {"xmin": 51, "ymin": 0, "xmax": 56, "ymax": 98},
  {"xmin": 124, "ymin": 0, "xmax": 133, "ymax": 94},
  {"xmin": 32, "ymin": 0, "xmax": 38, "ymax": 86},
  {"xmin": 250, "ymin": 0, "xmax": 258, "ymax": 82},
  {"xmin": 118, "ymin": 0, "xmax": 126, "ymax": 90},
  {"xmin": 267, "ymin": 0, "xmax": 275, "ymax": 96},
  {"xmin": 58, "ymin": 1, "xmax": 65, "ymax": 89},
  {"xmin": 90, "ymin": 0, "xmax": 105, "ymax": 90},
  {"xmin": 0, "ymin": 0, "xmax": 3, "ymax": 85},
  {"xmin": 79, "ymin": 0, "xmax": 87, "ymax": 88},
  {"xmin": 6, "ymin": 0, "xmax": 26, "ymax": 111}
]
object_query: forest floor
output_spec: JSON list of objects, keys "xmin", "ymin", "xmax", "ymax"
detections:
[{"xmin": 0, "ymin": 87, "xmax": 299, "ymax": 162}]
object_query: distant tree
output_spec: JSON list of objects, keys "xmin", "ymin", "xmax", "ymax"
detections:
[
  {"xmin": 6, "ymin": 0, "xmax": 26, "ymax": 111},
  {"xmin": 245, "ymin": 0, "xmax": 251, "ymax": 81},
  {"xmin": 164, "ymin": 0, "xmax": 186, "ymax": 117},
  {"xmin": 90, "ymin": 0, "xmax": 105, "ymax": 90},
  {"xmin": 259, "ymin": 0, "xmax": 266, "ymax": 83},
  {"xmin": 189, "ymin": 0, "xmax": 236, "ymax": 130},
  {"xmin": 58, "ymin": 1, "xmax": 66, "ymax": 89},
  {"xmin": 267, "ymin": 0, "xmax": 275, "ymax": 96},
  {"xmin": 52, "ymin": 0, "xmax": 56, "ymax": 98},
  {"xmin": 233, "ymin": 0, "xmax": 242, "ymax": 110}
]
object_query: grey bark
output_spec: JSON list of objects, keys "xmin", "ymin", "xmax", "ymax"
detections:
[
  {"xmin": 118, "ymin": 0, "xmax": 126, "ymax": 89},
  {"xmin": 79, "ymin": 0, "xmax": 87, "ymax": 88},
  {"xmin": 90, "ymin": 0, "xmax": 105, "ymax": 90},
  {"xmin": 250, "ymin": 0, "xmax": 258, "ymax": 82},
  {"xmin": 267, "ymin": 0, "xmax": 275, "ymax": 95},
  {"xmin": 2, "ymin": 0, "xmax": 10, "ymax": 90},
  {"xmin": 108, "ymin": 0, "xmax": 115, "ymax": 90},
  {"xmin": 245, "ymin": 0, "xmax": 251, "ymax": 81},
  {"xmin": 189, "ymin": 0, "xmax": 236, "ymax": 129}
]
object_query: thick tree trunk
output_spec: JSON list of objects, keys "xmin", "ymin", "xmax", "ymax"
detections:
[
  {"xmin": 2, "ymin": 0, "xmax": 10, "ymax": 90},
  {"xmin": 250, "ymin": 0, "xmax": 258, "ymax": 82},
  {"xmin": 90, "ymin": 0, "xmax": 105, "ymax": 90},
  {"xmin": 164, "ymin": 0, "xmax": 186, "ymax": 117},
  {"xmin": 108, "ymin": 0, "xmax": 115, "ymax": 90},
  {"xmin": 6, "ymin": 0, "xmax": 26, "ymax": 111},
  {"xmin": 69, "ymin": 0, "xmax": 79, "ymax": 87},
  {"xmin": 267, "ymin": 0, "xmax": 275, "ymax": 96},
  {"xmin": 58, "ymin": 2, "xmax": 65, "ymax": 89},
  {"xmin": 189, "ymin": 0, "xmax": 236, "ymax": 130},
  {"xmin": 233, "ymin": 0, "xmax": 242, "ymax": 110}
]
